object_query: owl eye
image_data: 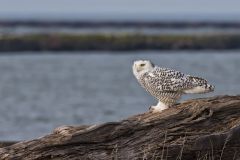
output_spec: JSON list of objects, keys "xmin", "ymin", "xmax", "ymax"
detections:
[{"xmin": 140, "ymin": 63, "xmax": 145, "ymax": 67}]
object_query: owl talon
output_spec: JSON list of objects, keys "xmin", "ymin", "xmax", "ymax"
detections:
[
  {"xmin": 149, "ymin": 101, "xmax": 169, "ymax": 112},
  {"xmin": 149, "ymin": 106, "xmax": 160, "ymax": 112},
  {"xmin": 149, "ymin": 106, "xmax": 167, "ymax": 112}
]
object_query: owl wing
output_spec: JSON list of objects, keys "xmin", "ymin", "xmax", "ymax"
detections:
[{"xmin": 145, "ymin": 67, "xmax": 194, "ymax": 92}]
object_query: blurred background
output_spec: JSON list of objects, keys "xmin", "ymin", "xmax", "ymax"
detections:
[{"xmin": 0, "ymin": 0, "xmax": 240, "ymax": 141}]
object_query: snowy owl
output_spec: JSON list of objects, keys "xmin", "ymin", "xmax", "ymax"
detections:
[{"xmin": 132, "ymin": 60, "xmax": 214, "ymax": 112}]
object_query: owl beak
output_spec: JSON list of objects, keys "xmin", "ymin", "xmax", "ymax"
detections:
[
  {"xmin": 133, "ymin": 61, "xmax": 141, "ymax": 72},
  {"xmin": 136, "ymin": 67, "xmax": 141, "ymax": 72},
  {"xmin": 135, "ymin": 65, "xmax": 141, "ymax": 72},
  {"xmin": 133, "ymin": 63, "xmax": 137, "ymax": 69}
]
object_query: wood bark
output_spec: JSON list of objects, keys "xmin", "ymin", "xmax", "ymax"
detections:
[{"xmin": 1, "ymin": 95, "xmax": 240, "ymax": 160}]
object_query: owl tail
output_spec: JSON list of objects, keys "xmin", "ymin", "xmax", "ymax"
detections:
[{"xmin": 184, "ymin": 76, "xmax": 214, "ymax": 94}]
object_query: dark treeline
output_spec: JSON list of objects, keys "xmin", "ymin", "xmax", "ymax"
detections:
[
  {"xmin": 0, "ymin": 34, "xmax": 240, "ymax": 52},
  {"xmin": 1, "ymin": 20, "xmax": 240, "ymax": 28}
]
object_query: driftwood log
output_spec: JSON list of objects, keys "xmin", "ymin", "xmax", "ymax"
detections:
[{"xmin": 0, "ymin": 95, "xmax": 240, "ymax": 160}]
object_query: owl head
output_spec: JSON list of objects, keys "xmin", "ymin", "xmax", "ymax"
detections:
[{"xmin": 132, "ymin": 60, "xmax": 155, "ymax": 77}]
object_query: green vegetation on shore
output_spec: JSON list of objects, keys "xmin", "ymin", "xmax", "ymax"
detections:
[{"xmin": 0, "ymin": 33, "xmax": 240, "ymax": 52}]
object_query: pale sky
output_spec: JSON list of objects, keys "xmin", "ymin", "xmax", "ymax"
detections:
[{"xmin": 0, "ymin": 0, "xmax": 239, "ymax": 21}]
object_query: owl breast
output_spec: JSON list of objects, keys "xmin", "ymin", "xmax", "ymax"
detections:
[{"xmin": 138, "ymin": 72, "xmax": 181, "ymax": 105}]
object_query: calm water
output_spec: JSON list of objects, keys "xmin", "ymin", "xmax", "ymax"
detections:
[
  {"xmin": 3, "ymin": 26, "xmax": 240, "ymax": 35},
  {"xmin": 0, "ymin": 51, "xmax": 240, "ymax": 141}
]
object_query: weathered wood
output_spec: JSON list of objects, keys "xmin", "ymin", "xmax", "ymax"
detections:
[
  {"xmin": 0, "ymin": 142, "xmax": 18, "ymax": 148},
  {"xmin": 1, "ymin": 95, "xmax": 240, "ymax": 160}
]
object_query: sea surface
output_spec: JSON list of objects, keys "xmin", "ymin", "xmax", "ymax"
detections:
[
  {"xmin": 0, "ymin": 51, "xmax": 240, "ymax": 141},
  {"xmin": 2, "ymin": 26, "xmax": 240, "ymax": 35}
]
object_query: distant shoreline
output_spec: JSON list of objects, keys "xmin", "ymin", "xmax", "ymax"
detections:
[
  {"xmin": 1, "ymin": 20, "xmax": 240, "ymax": 52},
  {"xmin": 1, "ymin": 20, "xmax": 240, "ymax": 28},
  {"xmin": 0, "ymin": 33, "xmax": 240, "ymax": 52}
]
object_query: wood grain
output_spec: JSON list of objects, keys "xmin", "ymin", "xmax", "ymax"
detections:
[{"xmin": 0, "ymin": 95, "xmax": 240, "ymax": 160}]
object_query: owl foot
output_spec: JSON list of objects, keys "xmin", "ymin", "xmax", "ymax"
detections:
[{"xmin": 149, "ymin": 101, "xmax": 169, "ymax": 112}]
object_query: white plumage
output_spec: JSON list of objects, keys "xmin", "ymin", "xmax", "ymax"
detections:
[{"xmin": 132, "ymin": 60, "xmax": 214, "ymax": 112}]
